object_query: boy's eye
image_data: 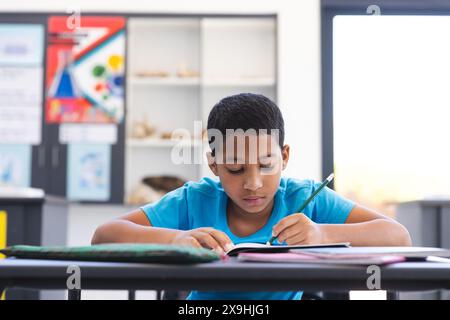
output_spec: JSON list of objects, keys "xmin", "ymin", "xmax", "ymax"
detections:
[
  {"xmin": 227, "ymin": 167, "xmax": 244, "ymax": 174},
  {"xmin": 260, "ymin": 161, "xmax": 276, "ymax": 170}
]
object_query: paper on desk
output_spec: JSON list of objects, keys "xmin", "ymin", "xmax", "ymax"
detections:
[
  {"xmin": 237, "ymin": 252, "xmax": 405, "ymax": 265},
  {"xmin": 293, "ymin": 246, "xmax": 450, "ymax": 260}
]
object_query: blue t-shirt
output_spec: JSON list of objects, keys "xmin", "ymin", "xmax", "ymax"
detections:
[{"xmin": 141, "ymin": 176, "xmax": 355, "ymax": 300}]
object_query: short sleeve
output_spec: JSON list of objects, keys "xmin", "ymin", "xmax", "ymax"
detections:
[
  {"xmin": 311, "ymin": 183, "xmax": 355, "ymax": 224},
  {"xmin": 140, "ymin": 185, "xmax": 190, "ymax": 230}
]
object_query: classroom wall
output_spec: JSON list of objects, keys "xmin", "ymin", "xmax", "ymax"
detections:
[
  {"xmin": 0, "ymin": 0, "xmax": 323, "ymax": 299},
  {"xmin": 0, "ymin": 0, "xmax": 322, "ymax": 300},
  {"xmin": 0, "ymin": 0, "xmax": 323, "ymax": 181}
]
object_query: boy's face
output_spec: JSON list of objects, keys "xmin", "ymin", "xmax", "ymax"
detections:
[{"xmin": 208, "ymin": 133, "xmax": 290, "ymax": 215}]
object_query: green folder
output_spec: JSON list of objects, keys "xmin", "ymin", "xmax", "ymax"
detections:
[{"xmin": 0, "ymin": 243, "xmax": 220, "ymax": 264}]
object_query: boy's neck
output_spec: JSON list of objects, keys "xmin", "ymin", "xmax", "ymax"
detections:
[{"xmin": 226, "ymin": 197, "xmax": 275, "ymax": 237}]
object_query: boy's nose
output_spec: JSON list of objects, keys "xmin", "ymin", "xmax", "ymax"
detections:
[{"xmin": 243, "ymin": 168, "xmax": 263, "ymax": 191}]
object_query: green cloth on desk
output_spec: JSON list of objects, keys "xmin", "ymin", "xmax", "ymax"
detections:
[{"xmin": 0, "ymin": 243, "xmax": 220, "ymax": 264}]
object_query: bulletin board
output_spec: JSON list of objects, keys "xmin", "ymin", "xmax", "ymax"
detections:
[{"xmin": 0, "ymin": 24, "xmax": 44, "ymax": 145}]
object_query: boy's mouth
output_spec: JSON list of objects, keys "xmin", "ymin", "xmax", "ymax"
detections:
[{"xmin": 242, "ymin": 196, "xmax": 265, "ymax": 206}]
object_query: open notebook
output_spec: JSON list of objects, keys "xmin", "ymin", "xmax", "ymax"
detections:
[{"xmin": 226, "ymin": 242, "xmax": 350, "ymax": 256}]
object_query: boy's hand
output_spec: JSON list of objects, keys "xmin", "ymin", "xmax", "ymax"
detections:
[
  {"xmin": 272, "ymin": 213, "xmax": 325, "ymax": 245},
  {"xmin": 171, "ymin": 227, "xmax": 234, "ymax": 254}
]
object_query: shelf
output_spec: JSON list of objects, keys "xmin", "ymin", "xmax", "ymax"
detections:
[
  {"xmin": 129, "ymin": 76, "xmax": 200, "ymax": 86},
  {"xmin": 202, "ymin": 77, "xmax": 275, "ymax": 87},
  {"xmin": 128, "ymin": 76, "xmax": 275, "ymax": 87},
  {"xmin": 125, "ymin": 16, "xmax": 277, "ymax": 201},
  {"xmin": 202, "ymin": 19, "xmax": 275, "ymax": 30},
  {"xmin": 127, "ymin": 138, "xmax": 205, "ymax": 148},
  {"xmin": 129, "ymin": 18, "xmax": 201, "ymax": 29}
]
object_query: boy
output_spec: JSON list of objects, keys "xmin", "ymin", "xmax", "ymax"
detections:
[{"xmin": 92, "ymin": 93, "xmax": 411, "ymax": 300}]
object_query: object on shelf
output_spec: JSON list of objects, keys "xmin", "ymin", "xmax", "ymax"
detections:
[
  {"xmin": 160, "ymin": 131, "xmax": 173, "ymax": 140},
  {"xmin": 135, "ymin": 70, "xmax": 169, "ymax": 78},
  {"xmin": 201, "ymin": 128, "xmax": 208, "ymax": 141},
  {"xmin": 130, "ymin": 119, "xmax": 156, "ymax": 139},
  {"xmin": 127, "ymin": 175, "xmax": 186, "ymax": 205},
  {"xmin": 143, "ymin": 176, "xmax": 186, "ymax": 192},
  {"xmin": 176, "ymin": 62, "xmax": 200, "ymax": 78},
  {"xmin": 160, "ymin": 130, "xmax": 191, "ymax": 140}
]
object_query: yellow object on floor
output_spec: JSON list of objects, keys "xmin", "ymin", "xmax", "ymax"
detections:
[{"xmin": 0, "ymin": 210, "xmax": 7, "ymax": 300}]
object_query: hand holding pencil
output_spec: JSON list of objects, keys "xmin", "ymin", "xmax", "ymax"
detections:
[{"xmin": 267, "ymin": 173, "xmax": 334, "ymax": 245}]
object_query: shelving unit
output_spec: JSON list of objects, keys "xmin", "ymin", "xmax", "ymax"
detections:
[
  {"xmin": 127, "ymin": 138, "xmax": 204, "ymax": 148},
  {"xmin": 129, "ymin": 76, "xmax": 201, "ymax": 87},
  {"xmin": 125, "ymin": 16, "xmax": 277, "ymax": 204}
]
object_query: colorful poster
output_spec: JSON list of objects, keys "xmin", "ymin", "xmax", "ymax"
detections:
[
  {"xmin": 67, "ymin": 144, "xmax": 111, "ymax": 201},
  {"xmin": 0, "ymin": 145, "xmax": 32, "ymax": 187},
  {"xmin": 0, "ymin": 24, "xmax": 44, "ymax": 144},
  {"xmin": 46, "ymin": 16, "xmax": 125, "ymax": 124}
]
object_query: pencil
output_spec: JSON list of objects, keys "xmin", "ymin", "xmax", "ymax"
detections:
[{"xmin": 266, "ymin": 173, "xmax": 335, "ymax": 245}]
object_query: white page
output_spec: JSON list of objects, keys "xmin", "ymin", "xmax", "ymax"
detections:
[{"xmin": 226, "ymin": 242, "xmax": 350, "ymax": 255}]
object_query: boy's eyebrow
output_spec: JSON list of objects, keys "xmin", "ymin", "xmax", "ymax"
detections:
[
  {"xmin": 259, "ymin": 153, "xmax": 277, "ymax": 159},
  {"xmin": 224, "ymin": 154, "xmax": 277, "ymax": 164},
  {"xmin": 225, "ymin": 156, "xmax": 245, "ymax": 163}
]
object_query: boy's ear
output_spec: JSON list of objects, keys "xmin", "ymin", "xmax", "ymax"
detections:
[
  {"xmin": 206, "ymin": 151, "xmax": 219, "ymax": 176},
  {"xmin": 281, "ymin": 145, "xmax": 290, "ymax": 170}
]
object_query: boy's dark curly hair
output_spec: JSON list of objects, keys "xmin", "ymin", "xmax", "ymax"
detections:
[{"xmin": 207, "ymin": 93, "xmax": 285, "ymax": 155}]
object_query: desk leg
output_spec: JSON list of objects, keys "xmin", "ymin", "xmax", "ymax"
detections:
[
  {"xmin": 387, "ymin": 291, "xmax": 399, "ymax": 300},
  {"xmin": 68, "ymin": 289, "xmax": 81, "ymax": 300},
  {"xmin": 128, "ymin": 290, "xmax": 135, "ymax": 300},
  {"xmin": 322, "ymin": 292, "xmax": 350, "ymax": 300}
]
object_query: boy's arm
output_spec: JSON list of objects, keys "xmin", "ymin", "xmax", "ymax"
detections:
[
  {"xmin": 320, "ymin": 205, "xmax": 412, "ymax": 246},
  {"xmin": 273, "ymin": 205, "xmax": 412, "ymax": 246},
  {"xmin": 91, "ymin": 209, "xmax": 181, "ymax": 244},
  {"xmin": 91, "ymin": 209, "xmax": 233, "ymax": 254}
]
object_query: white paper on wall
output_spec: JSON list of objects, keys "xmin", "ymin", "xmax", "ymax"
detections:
[
  {"xmin": 59, "ymin": 123, "xmax": 117, "ymax": 144},
  {"xmin": 0, "ymin": 24, "xmax": 44, "ymax": 145}
]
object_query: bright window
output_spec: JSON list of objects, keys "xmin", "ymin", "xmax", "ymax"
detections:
[{"xmin": 333, "ymin": 16, "xmax": 450, "ymax": 215}]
